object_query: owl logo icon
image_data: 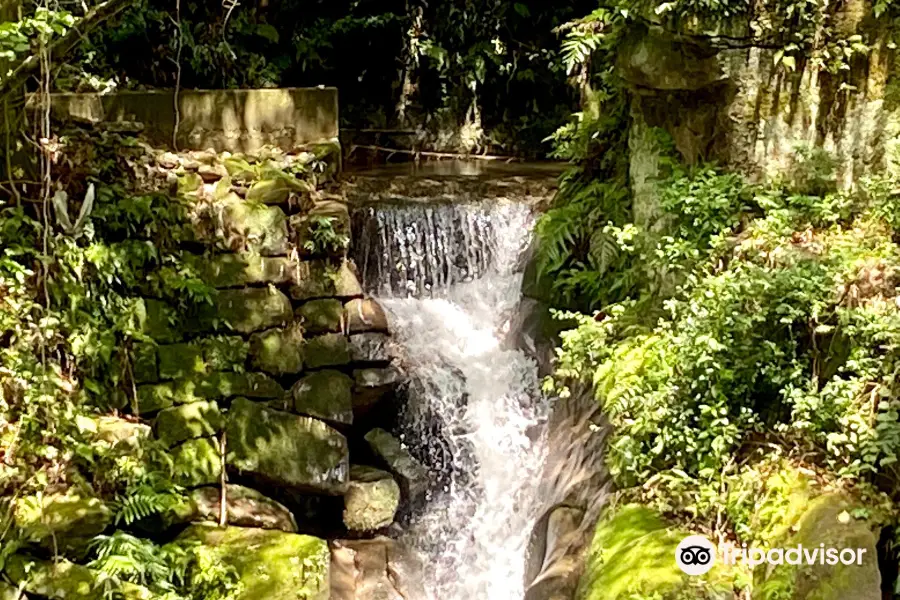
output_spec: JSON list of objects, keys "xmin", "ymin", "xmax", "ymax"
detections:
[{"xmin": 675, "ymin": 535, "xmax": 716, "ymax": 575}]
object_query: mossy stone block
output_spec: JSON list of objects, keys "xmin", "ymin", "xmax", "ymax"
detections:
[
  {"xmin": 166, "ymin": 484, "xmax": 297, "ymax": 532},
  {"xmin": 5, "ymin": 555, "xmax": 151, "ymax": 600},
  {"xmin": 226, "ymin": 397, "xmax": 348, "ymax": 494},
  {"xmin": 289, "ymin": 260, "xmax": 363, "ymax": 301},
  {"xmin": 291, "ymin": 370, "xmax": 354, "ymax": 425},
  {"xmin": 198, "ymin": 336, "xmax": 249, "ymax": 371},
  {"xmin": 194, "ymin": 288, "xmax": 293, "ymax": 334},
  {"xmin": 191, "ymin": 252, "xmax": 296, "ymax": 288},
  {"xmin": 250, "ymin": 325, "xmax": 304, "ymax": 375},
  {"xmin": 176, "ymin": 524, "xmax": 329, "ymax": 600},
  {"xmin": 222, "ymin": 201, "xmax": 289, "ymax": 256},
  {"xmin": 158, "ymin": 343, "xmax": 205, "ymax": 380},
  {"xmin": 154, "ymin": 401, "xmax": 225, "ymax": 447},
  {"xmin": 137, "ymin": 298, "xmax": 181, "ymax": 343},
  {"xmin": 364, "ymin": 428, "xmax": 428, "ymax": 502},
  {"xmin": 304, "ymin": 333, "xmax": 351, "ymax": 369},
  {"xmin": 13, "ymin": 493, "xmax": 112, "ymax": 560},
  {"xmin": 343, "ymin": 466, "xmax": 400, "ymax": 532},
  {"xmin": 344, "ymin": 298, "xmax": 389, "ymax": 333},
  {"xmin": 172, "ymin": 436, "xmax": 222, "ymax": 488},
  {"xmin": 297, "ymin": 299, "xmax": 344, "ymax": 334}
]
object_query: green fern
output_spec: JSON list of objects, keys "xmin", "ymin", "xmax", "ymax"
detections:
[{"xmin": 114, "ymin": 485, "xmax": 182, "ymax": 525}]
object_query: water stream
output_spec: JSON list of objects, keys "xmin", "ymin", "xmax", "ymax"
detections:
[{"xmin": 352, "ymin": 200, "xmax": 550, "ymax": 599}]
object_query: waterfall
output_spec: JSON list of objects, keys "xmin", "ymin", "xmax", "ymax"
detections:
[{"xmin": 352, "ymin": 200, "xmax": 550, "ymax": 599}]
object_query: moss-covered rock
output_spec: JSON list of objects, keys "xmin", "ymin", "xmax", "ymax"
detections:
[
  {"xmin": 198, "ymin": 336, "xmax": 249, "ymax": 371},
  {"xmin": 172, "ymin": 436, "xmax": 222, "ymax": 488},
  {"xmin": 4, "ymin": 555, "xmax": 151, "ymax": 600},
  {"xmin": 304, "ymin": 333, "xmax": 351, "ymax": 368},
  {"xmin": 158, "ymin": 343, "xmax": 205, "ymax": 380},
  {"xmin": 138, "ymin": 372, "xmax": 284, "ymax": 411},
  {"xmin": 364, "ymin": 428, "xmax": 428, "ymax": 502},
  {"xmin": 166, "ymin": 484, "xmax": 297, "ymax": 532},
  {"xmin": 190, "ymin": 252, "xmax": 296, "ymax": 287},
  {"xmin": 250, "ymin": 325, "xmax": 305, "ymax": 375},
  {"xmin": 294, "ymin": 200, "xmax": 350, "ymax": 257},
  {"xmin": 226, "ymin": 398, "xmax": 349, "ymax": 494},
  {"xmin": 137, "ymin": 298, "xmax": 181, "ymax": 343},
  {"xmin": 289, "ymin": 260, "xmax": 363, "ymax": 301},
  {"xmin": 220, "ymin": 200, "xmax": 290, "ymax": 256},
  {"xmin": 194, "ymin": 287, "xmax": 293, "ymax": 334},
  {"xmin": 154, "ymin": 401, "xmax": 225, "ymax": 447},
  {"xmin": 297, "ymin": 299, "xmax": 344, "ymax": 334},
  {"xmin": 290, "ymin": 370, "xmax": 354, "ymax": 425},
  {"xmin": 176, "ymin": 524, "xmax": 329, "ymax": 600},
  {"xmin": 576, "ymin": 505, "xmax": 733, "ymax": 600},
  {"xmin": 13, "ymin": 493, "xmax": 112, "ymax": 560},
  {"xmin": 753, "ymin": 494, "xmax": 881, "ymax": 600},
  {"xmin": 343, "ymin": 466, "xmax": 400, "ymax": 532},
  {"xmin": 93, "ymin": 416, "xmax": 151, "ymax": 448}
]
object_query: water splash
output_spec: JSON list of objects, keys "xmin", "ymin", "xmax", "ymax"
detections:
[{"xmin": 355, "ymin": 201, "xmax": 549, "ymax": 599}]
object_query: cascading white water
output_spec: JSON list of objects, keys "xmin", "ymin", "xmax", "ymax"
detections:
[{"xmin": 352, "ymin": 200, "xmax": 550, "ymax": 600}]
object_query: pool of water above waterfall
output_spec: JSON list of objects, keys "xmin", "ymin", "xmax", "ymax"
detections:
[{"xmin": 351, "ymin": 198, "xmax": 550, "ymax": 600}]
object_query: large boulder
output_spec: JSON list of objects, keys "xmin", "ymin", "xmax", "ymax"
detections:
[
  {"xmin": 172, "ymin": 436, "xmax": 222, "ymax": 488},
  {"xmin": 364, "ymin": 429, "xmax": 428, "ymax": 502},
  {"xmin": 177, "ymin": 524, "xmax": 330, "ymax": 600},
  {"xmin": 13, "ymin": 493, "xmax": 112, "ymax": 560},
  {"xmin": 250, "ymin": 325, "xmax": 305, "ymax": 375},
  {"xmin": 154, "ymin": 401, "xmax": 225, "ymax": 447},
  {"xmin": 167, "ymin": 484, "xmax": 297, "ymax": 532},
  {"xmin": 330, "ymin": 537, "xmax": 426, "ymax": 600},
  {"xmin": 226, "ymin": 398, "xmax": 349, "ymax": 494},
  {"xmin": 754, "ymin": 494, "xmax": 881, "ymax": 600},
  {"xmin": 342, "ymin": 466, "xmax": 400, "ymax": 532},
  {"xmin": 291, "ymin": 370, "xmax": 354, "ymax": 425},
  {"xmin": 4, "ymin": 555, "xmax": 150, "ymax": 600}
]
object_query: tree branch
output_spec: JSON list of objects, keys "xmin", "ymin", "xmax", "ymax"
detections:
[{"xmin": 0, "ymin": 0, "xmax": 135, "ymax": 104}]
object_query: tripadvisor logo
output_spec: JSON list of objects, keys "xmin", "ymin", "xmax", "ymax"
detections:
[{"xmin": 675, "ymin": 535, "xmax": 871, "ymax": 576}]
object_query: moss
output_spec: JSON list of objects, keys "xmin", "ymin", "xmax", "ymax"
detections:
[
  {"xmin": 296, "ymin": 299, "xmax": 344, "ymax": 334},
  {"xmin": 304, "ymin": 333, "xmax": 351, "ymax": 368},
  {"xmin": 192, "ymin": 288, "xmax": 293, "ymax": 335},
  {"xmin": 13, "ymin": 493, "xmax": 112, "ymax": 560},
  {"xmin": 176, "ymin": 524, "xmax": 329, "ymax": 600},
  {"xmin": 576, "ymin": 504, "xmax": 734, "ymax": 600},
  {"xmin": 250, "ymin": 326, "xmax": 305, "ymax": 375},
  {"xmin": 226, "ymin": 397, "xmax": 349, "ymax": 494},
  {"xmin": 154, "ymin": 401, "xmax": 225, "ymax": 447},
  {"xmin": 289, "ymin": 260, "xmax": 362, "ymax": 301},
  {"xmin": 172, "ymin": 436, "xmax": 222, "ymax": 488},
  {"xmin": 137, "ymin": 298, "xmax": 181, "ymax": 343},
  {"xmin": 753, "ymin": 494, "xmax": 881, "ymax": 600},
  {"xmin": 343, "ymin": 466, "xmax": 400, "ymax": 531},
  {"xmin": 290, "ymin": 370, "xmax": 353, "ymax": 425},
  {"xmin": 5, "ymin": 555, "xmax": 151, "ymax": 600},
  {"xmin": 197, "ymin": 336, "xmax": 249, "ymax": 371},
  {"xmin": 189, "ymin": 253, "xmax": 296, "ymax": 287},
  {"xmin": 364, "ymin": 428, "xmax": 428, "ymax": 501},
  {"xmin": 138, "ymin": 371, "xmax": 284, "ymax": 411},
  {"xmin": 158, "ymin": 343, "xmax": 205, "ymax": 380}
]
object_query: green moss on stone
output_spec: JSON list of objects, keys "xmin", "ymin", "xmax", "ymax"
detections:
[
  {"xmin": 304, "ymin": 333, "xmax": 351, "ymax": 369},
  {"xmin": 364, "ymin": 428, "xmax": 428, "ymax": 501},
  {"xmin": 289, "ymin": 260, "xmax": 362, "ymax": 301},
  {"xmin": 176, "ymin": 524, "xmax": 329, "ymax": 600},
  {"xmin": 291, "ymin": 370, "xmax": 353, "ymax": 424},
  {"xmin": 189, "ymin": 252, "xmax": 296, "ymax": 288},
  {"xmin": 5, "ymin": 555, "xmax": 151, "ymax": 600},
  {"xmin": 577, "ymin": 504, "xmax": 733, "ymax": 600},
  {"xmin": 132, "ymin": 342, "xmax": 158, "ymax": 383},
  {"xmin": 197, "ymin": 336, "xmax": 249, "ymax": 371},
  {"xmin": 192, "ymin": 288, "xmax": 293, "ymax": 334},
  {"xmin": 297, "ymin": 299, "xmax": 344, "ymax": 334},
  {"xmin": 226, "ymin": 398, "xmax": 348, "ymax": 494},
  {"xmin": 222, "ymin": 201, "xmax": 289, "ymax": 256},
  {"xmin": 154, "ymin": 401, "xmax": 225, "ymax": 447},
  {"xmin": 250, "ymin": 325, "xmax": 305, "ymax": 375},
  {"xmin": 139, "ymin": 372, "xmax": 283, "ymax": 410},
  {"xmin": 137, "ymin": 298, "xmax": 181, "ymax": 343},
  {"xmin": 13, "ymin": 493, "xmax": 112, "ymax": 560},
  {"xmin": 172, "ymin": 436, "xmax": 222, "ymax": 488},
  {"xmin": 158, "ymin": 343, "xmax": 205, "ymax": 380}
]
